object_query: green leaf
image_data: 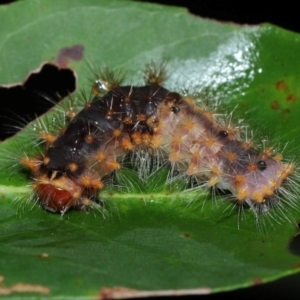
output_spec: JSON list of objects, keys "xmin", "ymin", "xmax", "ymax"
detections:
[{"xmin": 1, "ymin": 0, "xmax": 300, "ymax": 298}]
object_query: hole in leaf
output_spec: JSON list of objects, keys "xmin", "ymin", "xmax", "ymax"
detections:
[
  {"xmin": 289, "ymin": 233, "xmax": 300, "ymax": 256},
  {"xmin": 0, "ymin": 63, "xmax": 76, "ymax": 140}
]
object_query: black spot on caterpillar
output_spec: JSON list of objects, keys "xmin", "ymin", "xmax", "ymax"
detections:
[{"xmin": 14, "ymin": 62, "xmax": 297, "ymax": 224}]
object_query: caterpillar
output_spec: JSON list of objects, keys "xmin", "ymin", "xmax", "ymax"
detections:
[{"xmin": 8, "ymin": 62, "xmax": 297, "ymax": 223}]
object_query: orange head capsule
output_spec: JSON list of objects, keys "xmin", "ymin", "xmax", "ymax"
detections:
[{"xmin": 33, "ymin": 171, "xmax": 83, "ymax": 213}]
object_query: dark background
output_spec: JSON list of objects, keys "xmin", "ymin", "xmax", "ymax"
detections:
[
  {"xmin": 1, "ymin": 1, "xmax": 300, "ymax": 299},
  {"xmin": 141, "ymin": 1, "xmax": 300, "ymax": 33}
]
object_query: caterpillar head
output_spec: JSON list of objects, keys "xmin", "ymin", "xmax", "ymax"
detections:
[
  {"xmin": 33, "ymin": 170, "xmax": 83, "ymax": 213},
  {"xmin": 21, "ymin": 155, "xmax": 103, "ymax": 214}
]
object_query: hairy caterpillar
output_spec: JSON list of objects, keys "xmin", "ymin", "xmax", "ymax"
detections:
[{"xmin": 7, "ymin": 62, "xmax": 297, "ymax": 223}]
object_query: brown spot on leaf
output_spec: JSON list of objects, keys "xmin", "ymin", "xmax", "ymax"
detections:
[
  {"xmin": 253, "ymin": 278, "xmax": 263, "ymax": 285},
  {"xmin": 0, "ymin": 194, "xmax": 5, "ymax": 199},
  {"xmin": 98, "ymin": 286, "xmax": 211, "ymax": 299},
  {"xmin": 294, "ymin": 263, "xmax": 300, "ymax": 268},
  {"xmin": 280, "ymin": 108, "xmax": 290, "ymax": 117},
  {"xmin": 56, "ymin": 44, "xmax": 84, "ymax": 68},
  {"xmin": 275, "ymin": 80, "xmax": 288, "ymax": 93},
  {"xmin": 271, "ymin": 100, "xmax": 280, "ymax": 110},
  {"xmin": 0, "ymin": 275, "xmax": 50, "ymax": 295},
  {"xmin": 287, "ymin": 94, "xmax": 297, "ymax": 103},
  {"xmin": 183, "ymin": 232, "xmax": 190, "ymax": 238}
]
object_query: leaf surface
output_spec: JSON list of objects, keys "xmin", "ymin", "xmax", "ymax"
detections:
[{"xmin": 0, "ymin": 0, "xmax": 300, "ymax": 298}]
